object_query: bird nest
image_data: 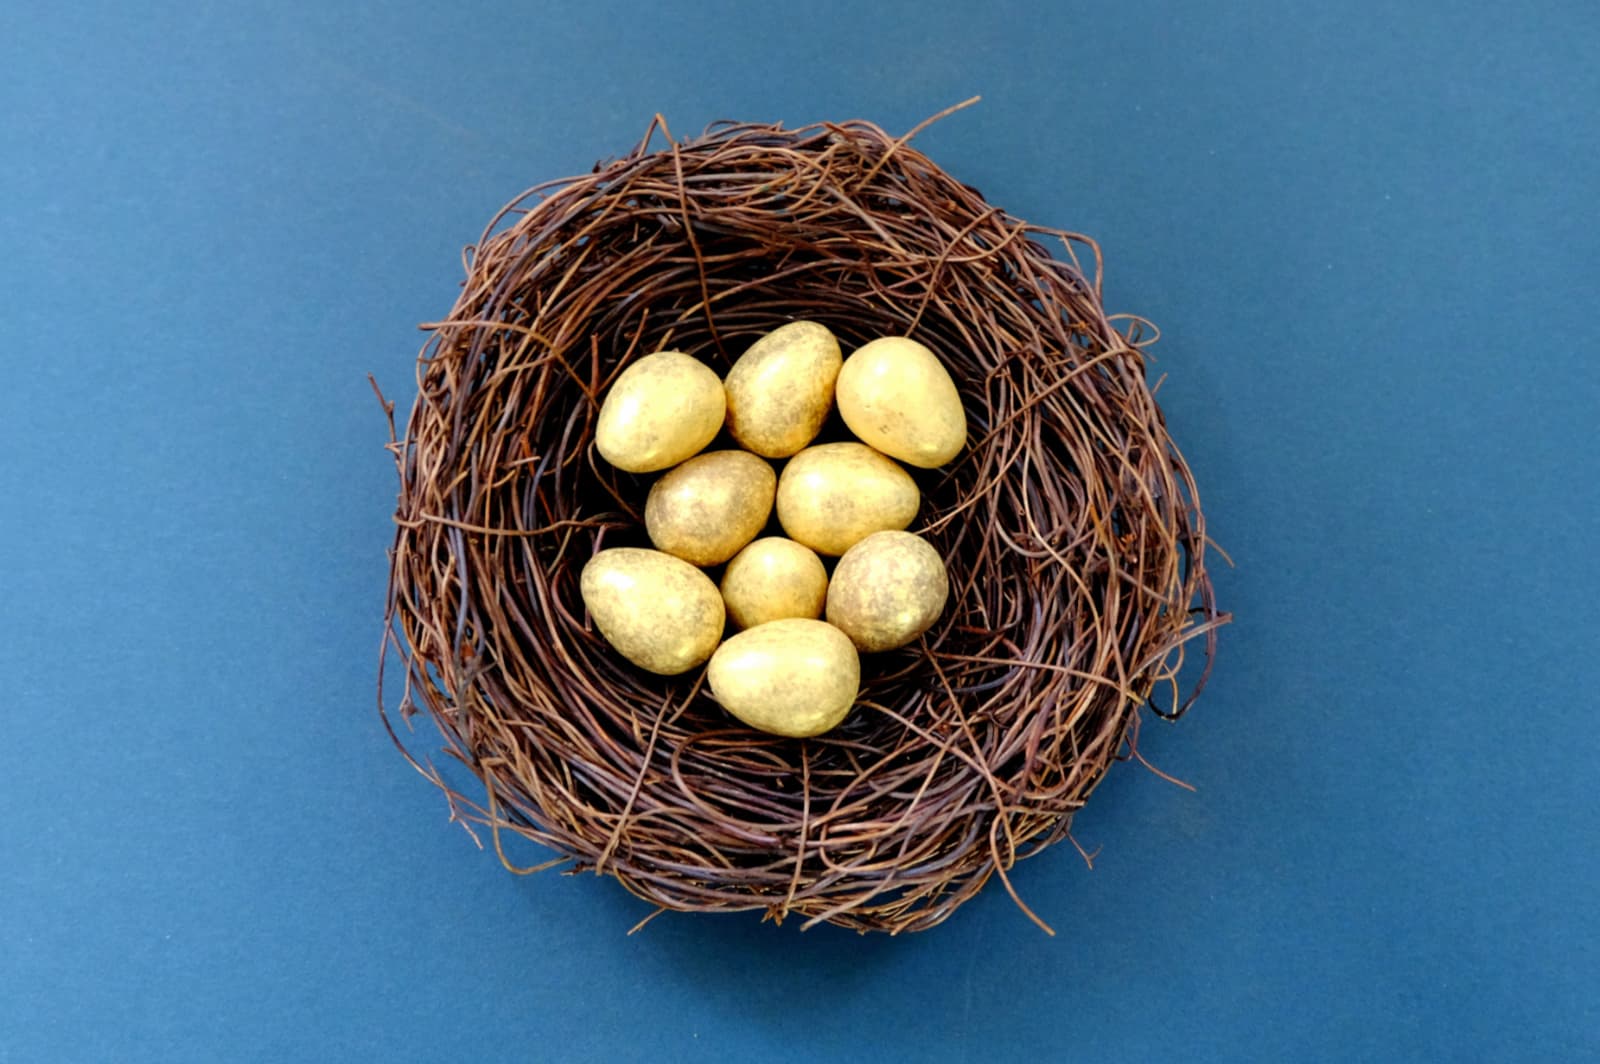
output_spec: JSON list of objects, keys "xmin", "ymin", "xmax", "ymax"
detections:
[{"xmin": 378, "ymin": 105, "xmax": 1226, "ymax": 934}]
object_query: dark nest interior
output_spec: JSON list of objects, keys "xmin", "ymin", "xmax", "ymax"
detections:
[{"xmin": 378, "ymin": 105, "xmax": 1228, "ymax": 934}]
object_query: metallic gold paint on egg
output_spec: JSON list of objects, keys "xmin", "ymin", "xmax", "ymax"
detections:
[
  {"xmin": 707, "ymin": 619, "xmax": 860, "ymax": 737},
  {"xmin": 836, "ymin": 337, "xmax": 966, "ymax": 468},
  {"xmin": 595, "ymin": 352, "xmax": 725, "ymax": 473},
  {"xmin": 580, "ymin": 548, "xmax": 725, "ymax": 674},
  {"xmin": 775, "ymin": 442, "xmax": 919, "ymax": 556},
  {"xmin": 645, "ymin": 450, "xmax": 776, "ymax": 566},
  {"xmin": 825, "ymin": 531, "xmax": 949, "ymax": 652},
  {"xmin": 724, "ymin": 321, "xmax": 843, "ymax": 458},
  {"xmin": 720, "ymin": 537, "xmax": 829, "ymax": 630}
]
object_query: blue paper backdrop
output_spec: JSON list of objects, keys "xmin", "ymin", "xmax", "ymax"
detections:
[{"xmin": 3, "ymin": 1, "xmax": 1595, "ymax": 1060}]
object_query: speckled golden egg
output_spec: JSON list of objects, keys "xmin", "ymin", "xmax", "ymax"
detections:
[
  {"xmin": 825, "ymin": 530, "xmax": 949, "ymax": 652},
  {"xmin": 707, "ymin": 618, "xmax": 860, "ymax": 738},
  {"xmin": 644, "ymin": 450, "xmax": 776, "ymax": 566},
  {"xmin": 723, "ymin": 320, "xmax": 843, "ymax": 458},
  {"xmin": 835, "ymin": 337, "xmax": 967, "ymax": 468},
  {"xmin": 774, "ymin": 442, "xmax": 919, "ymax": 556},
  {"xmin": 579, "ymin": 548, "xmax": 725, "ymax": 674},
  {"xmin": 719, "ymin": 537, "xmax": 829, "ymax": 629},
  {"xmin": 595, "ymin": 351, "xmax": 726, "ymax": 473}
]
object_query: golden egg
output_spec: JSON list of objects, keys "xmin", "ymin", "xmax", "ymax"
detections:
[
  {"xmin": 720, "ymin": 537, "xmax": 829, "ymax": 629},
  {"xmin": 825, "ymin": 530, "xmax": 949, "ymax": 652},
  {"xmin": 723, "ymin": 320, "xmax": 843, "ymax": 458},
  {"xmin": 707, "ymin": 619, "xmax": 860, "ymax": 738},
  {"xmin": 579, "ymin": 548, "xmax": 725, "ymax": 674},
  {"xmin": 595, "ymin": 351, "xmax": 726, "ymax": 473},
  {"xmin": 774, "ymin": 442, "xmax": 919, "ymax": 556},
  {"xmin": 644, "ymin": 450, "xmax": 776, "ymax": 566},
  {"xmin": 835, "ymin": 336, "xmax": 967, "ymax": 468}
]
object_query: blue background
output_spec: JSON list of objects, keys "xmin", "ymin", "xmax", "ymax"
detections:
[{"xmin": 3, "ymin": 2, "xmax": 1595, "ymax": 1060}]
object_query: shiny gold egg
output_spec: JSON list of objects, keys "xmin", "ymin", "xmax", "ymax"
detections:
[
  {"xmin": 644, "ymin": 450, "xmax": 776, "ymax": 566},
  {"xmin": 595, "ymin": 351, "xmax": 726, "ymax": 473},
  {"xmin": 579, "ymin": 548, "xmax": 725, "ymax": 674},
  {"xmin": 835, "ymin": 336, "xmax": 967, "ymax": 468},
  {"xmin": 719, "ymin": 537, "xmax": 829, "ymax": 630},
  {"xmin": 825, "ymin": 530, "xmax": 949, "ymax": 652},
  {"xmin": 723, "ymin": 320, "xmax": 843, "ymax": 458},
  {"xmin": 774, "ymin": 442, "xmax": 920, "ymax": 556},
  {"xmin": 707, "ymin": 618, "xmax": 861, "ymax": 738}
]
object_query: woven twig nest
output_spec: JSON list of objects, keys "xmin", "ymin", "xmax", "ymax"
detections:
[{"xmin": 379, "ymin": 106, "xmax": 1226, "ymax": 934}]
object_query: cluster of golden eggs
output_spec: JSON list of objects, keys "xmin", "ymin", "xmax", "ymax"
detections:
[{"xmin": 579, "ymin": 321, "xmax": 966, "ymax": 738}]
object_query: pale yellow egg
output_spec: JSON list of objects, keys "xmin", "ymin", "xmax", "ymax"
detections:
[
  {"xmin": 595, "ymin": 351, "xmax": 725, "ymax": 473},
  {"xmin": 723, "ymin": 320, "xmax": 843, "ymax": 458},
  {"xmin": 644, "ymin": 450, "xmax": 776, "ymax": 566},
  {"xmin": 720, "ymin": 537, "xmax": 829, "ymax": 630},
  {"xmin": 835, "ymin": 337, "xmax": 967, "ymax": 468},
  {"xmin": 707, "ymin": 618, "xmax": 860, "ymax": 737},
  {"xmin": 579, "ymin": 548, "xmax": 725, "ymax": 674},
  {"xmin": 825, "ymin": 530, "xmax": 949, "ymax": 652},
  {"xmin": 774, "ymin": 442, "xmax": 919, "ymax": 556}
]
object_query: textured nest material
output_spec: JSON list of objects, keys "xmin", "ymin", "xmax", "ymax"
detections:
[{"xmin": 379, "ymin": 104, "xmax": 1227, "ymax": 934}]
